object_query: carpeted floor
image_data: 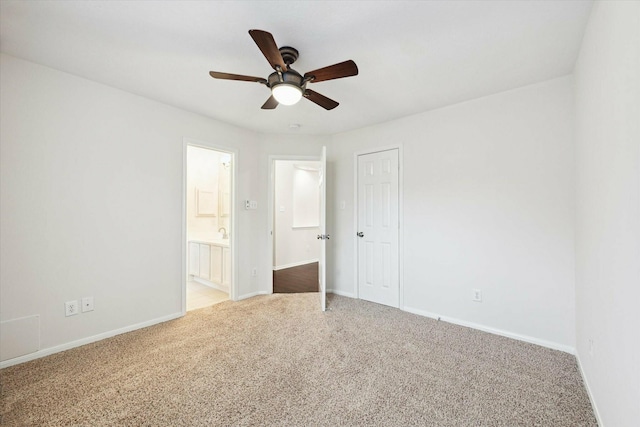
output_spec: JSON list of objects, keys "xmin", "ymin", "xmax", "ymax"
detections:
[{"xmin": 1, "ymin": 294, "xmax": 596, "ymax": 426}]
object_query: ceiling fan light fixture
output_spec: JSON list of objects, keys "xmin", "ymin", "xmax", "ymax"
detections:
[
  {"xmin": 210, "ymin": 30, "xmax": 358, "ymax": 110},
  {"xmin": 272, "ymin": 83, "xmax": 303, "ymax": 105}
]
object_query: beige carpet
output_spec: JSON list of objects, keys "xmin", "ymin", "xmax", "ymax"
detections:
[{"xmin": 1, "ymin": 294, "xmax": 596, "ymax": 426}]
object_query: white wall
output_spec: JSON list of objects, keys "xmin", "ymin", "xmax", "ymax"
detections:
[
  {"xmin": 574, "ymin": 1, "xmax": 640, "ymax": 425},
  {"xmin": 274, "ymin": 161, "xmax": 320, "ymax": 269},
  {"xmin": 0, "ymin": 54, "xmax": 263, "ymax": 364},
  {"xmin": 328, "ymin": 76, "xmax": 576, "ymax": 351}
]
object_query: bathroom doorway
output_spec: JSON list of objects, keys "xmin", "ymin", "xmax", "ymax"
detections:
[{"xmin": 183, "ymin": 142, "xmax": 235, "ymax": 312}]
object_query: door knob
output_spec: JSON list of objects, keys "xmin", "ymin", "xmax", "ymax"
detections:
[{"xmin": 357, "ymin": 232, "xmax": 364, "ymax": 237}]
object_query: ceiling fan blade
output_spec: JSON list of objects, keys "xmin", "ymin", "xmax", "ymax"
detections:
[
  {"xmin": 249, "ymin": 29, "xmax": 287, "ymax": 71},
  {"xmin": 304, "ymin": 89, "xmax": 339, "ymax": 110},
  {"xmin": 304, "ymin": 60, "xmax": 358, "ymax": 83},
  {"xmin": 261, "ymin": 95, "xmax": 279, "ymax": 110},
  {"xmin": 209, "ymin": 71, "xmax": 266, "ymax": 84}
]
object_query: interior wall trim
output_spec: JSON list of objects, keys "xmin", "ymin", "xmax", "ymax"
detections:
[
  {"xmin": 576, "ymin": 352, "xmax": 604, "ymax": 426},
  {"xmin": 0, "ymin": 312, "xmax": 183, "ymax": 369},
  {"xmin": 403, "ymin": 305, "xmax": 575, "ymax": 355},
  {"xmin": 327, "ymin": 289, "xmax": 357, "ymax": 298},
  {"xmin": 236, "ymin": 290, "xmax": 272, "ymax": 300}
]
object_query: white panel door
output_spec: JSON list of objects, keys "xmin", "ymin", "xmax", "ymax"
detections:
[
  {"xmin": 318, "ymin": 146, "xmax": 327, "ymax": 311},
  {"xmin": 357, "ymin": 149, "xmax": 399, "ymax": 307}
]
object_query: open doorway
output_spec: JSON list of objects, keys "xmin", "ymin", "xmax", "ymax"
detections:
[
  {"xmin": 272, "ymin": 159, "xmax": 321, "ymax": 293},
  {"xmin": 184, "ymin": 143, "xmax": 234, "ymax": 311}
]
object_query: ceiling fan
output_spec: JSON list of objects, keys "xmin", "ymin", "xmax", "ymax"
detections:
[{"xmin": 209, "ymin": 29, "xmax": 358, "ymax": 110}]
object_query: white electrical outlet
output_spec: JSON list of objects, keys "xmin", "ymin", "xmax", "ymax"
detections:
[
  {"xmin": 472, "ymin": 289, "xmax": 482, "ymax": 302},
  {"xmin": 249, "ymin": 200, "xmax": 258, "ymax": 210},
  {"xmin": 251, "ymin": 268, "xmax": 257, "ymax": 277},
  {"xmin": 81, "ymin": 296, "xmax": 94, "ymax": 313},
  {"xmin": 65, "ymin": 300, "xmax": 79, "ymax": 316}
]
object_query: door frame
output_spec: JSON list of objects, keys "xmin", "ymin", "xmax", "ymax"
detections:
[
  {"xmin": 182, "ymin": 137, "xmax": 238, "ymax": 315},
  {"xmin": 267, "ymin": 154, "xmax": 322, "ymax": 294},
  {"xmin": 353, "ymin": 144, "xmax": 404, "ymax": 309}
]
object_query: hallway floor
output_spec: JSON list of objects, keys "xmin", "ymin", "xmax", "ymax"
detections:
[{"xmin": 273, "ymin": 262, "xmax": 319, "ymax": 293}]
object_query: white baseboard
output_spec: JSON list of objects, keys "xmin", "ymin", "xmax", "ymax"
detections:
[
  {"xmin": 403, "ymin": 306, "xmax": 575, "ymax": 354},
  {"xmin": 327, "ymin": 289, "xmax": 356, "ymax": 298},
  {"xmin": 273, "ymin": 259, "xmax": 319, "ymax": 271},
  {"xmin": 576, "ymin": 351, "xmax": 604, "ymax": 426},
  {"xmin": 236, "ymin": 288, "xmax": 354, "ymax": 300},
  {"xmin": 0, "ymin": 312, "xmax": 184, "ymax": 369},
  {"xmin": 236, "ymin": 290, "xmax": 271, "ymax": 301}
]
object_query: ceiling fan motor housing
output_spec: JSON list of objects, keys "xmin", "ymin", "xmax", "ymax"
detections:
[
  {"xmin": 268, "ymin": 68, "xmax": 305, "ymax": 91},
  {"xmin": 279, "ymin": 46, "xmax": 299, "ymax": 65}
]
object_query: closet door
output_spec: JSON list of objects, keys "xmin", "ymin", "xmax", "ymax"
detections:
[{"xmin": 357, "ymin": 149, "xmax": 399, "ymax": 308}]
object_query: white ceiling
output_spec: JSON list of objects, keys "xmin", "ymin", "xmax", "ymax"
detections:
[{"xmin": 0, "ymin": 1, "xmax": 593, "ymax": 135}]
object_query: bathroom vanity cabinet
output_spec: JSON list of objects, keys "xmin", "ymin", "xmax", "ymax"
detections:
[{"xmin": 188, "ymin": 240, "xmax": 231, "ymax": 292}]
